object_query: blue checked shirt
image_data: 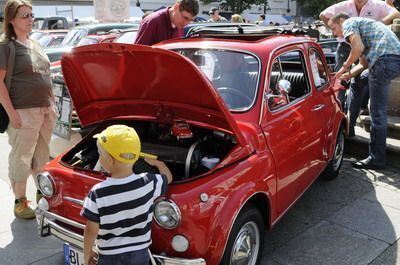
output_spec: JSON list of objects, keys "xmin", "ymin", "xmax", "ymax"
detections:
[{"xmin": 343, "ymin": 17, "xmax": 400, "ymax": 67}]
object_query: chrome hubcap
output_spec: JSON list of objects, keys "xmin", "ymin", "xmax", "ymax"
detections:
[
  {"xmin": 231, "ymin": 221, "xmax": 260, "ymax": 265},
  {"xmin": 332, "ymin": 131, "xmax": 344, "ymax": 171}
]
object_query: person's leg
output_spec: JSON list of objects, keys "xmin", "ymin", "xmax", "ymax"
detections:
[
  {"xmin": 31, "ymin": 106, "xmax": 57, "ymax": 202},
  {"xmin": 348, "ymin": 70, "xmax": 369, "ymax": 136},
  {"xmin": 6, "ymin": 108, "xmax": 43, "ymax": 219},
  {"xmin": 355, "ymin": 56, "xmax": 400, "ymax": 168},
  {"xmin": 335, "ymin": 42, "xmax": 351, "ymax": 111}
]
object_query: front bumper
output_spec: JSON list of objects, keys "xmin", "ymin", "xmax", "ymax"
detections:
[{"xmin": 37, "ymin": 210, "xmax": 206, "ymax": 265}]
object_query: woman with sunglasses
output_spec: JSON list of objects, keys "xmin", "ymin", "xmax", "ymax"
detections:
[{"xmin": 0, "ymin": 0, "xmax": 56, "ymax": 219}]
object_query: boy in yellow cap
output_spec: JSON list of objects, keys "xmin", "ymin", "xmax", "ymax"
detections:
[{"xmin": 81, "ymin": 124, "xmax": 172, "ymax": 265}]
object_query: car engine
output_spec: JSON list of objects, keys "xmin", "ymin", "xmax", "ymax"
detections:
[{"xmin": 61, "ymin": 120, "xmax": 237, "ymax": 182}]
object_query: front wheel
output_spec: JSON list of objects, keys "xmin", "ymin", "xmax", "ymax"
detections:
[
  {"xmin": 321, "ymin": 126, "xmax": 345, "ymax": 180},
  {"xmin": 220, "ymin": 205, "xmax": 264, "ymax": 265}
]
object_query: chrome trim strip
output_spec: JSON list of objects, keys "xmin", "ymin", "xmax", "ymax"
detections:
[
  {"xmin": 153, "ymin": 255, "xmax": 206, "ymax": 265},
  {"xmin": 47, "ymin": 219, "xmax": 84, "ymax": 249},
  {"xmin": 64, "ymin": 196, "xmax": 84, "ymax": 206},
  {"xmin": 39, "ymin": 210, "xmax": 206, "ymax": 265},
  {"xmin": 43, "ymin": 211, "xmax": 85, "ymax": 230}
]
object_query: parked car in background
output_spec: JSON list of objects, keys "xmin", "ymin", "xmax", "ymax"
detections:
[
  {"xmin": 44, "ymin": 23, "xmax": 138, "ymax": 62},
  {"xmin": 37, "ymin": 33, "xmax": 66, "ymax": 48},
  {"xmin": 114, "ymin": 28, "xmax": 139, "ymax": 44},
  {"xmin": 37, "ymin": 27, "xmax": 346, "ymax": 265},
  {"xmin": 76, "ymin": 33, "xmax": 119, "ymax": 47},
  {"xmin": 33, "ymin": 16, "xmax": 71, "ymax": 30},
  {"xmin": 30, "ymin": 29, "xmax": 69, "ymax": 41}
]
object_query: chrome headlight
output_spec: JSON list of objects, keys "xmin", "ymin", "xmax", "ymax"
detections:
[
  {"xmin": 37, "ymin": 172, "xmax": 55, "ymax": 197},
  {"xmin": 154, "ymin": 199, "xmax": 181, "ymax": 229}
]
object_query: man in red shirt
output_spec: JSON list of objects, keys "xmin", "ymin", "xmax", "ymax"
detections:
[{"xmin": 135, "ymin": 0, "xmax": 199, "ymax": 46}]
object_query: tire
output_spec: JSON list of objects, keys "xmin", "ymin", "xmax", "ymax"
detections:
[
  {"xmin": 320, "ymin": 126, "xmax": 345, "ymax": 181},
  {"xmin": 220, "ymin": 205, "xmax": 264, "ymax": 265}
]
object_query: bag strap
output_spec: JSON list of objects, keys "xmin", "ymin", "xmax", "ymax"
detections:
[{"xmin": 5, "ymin": 40, "xmax": 15, "ymax": 92}]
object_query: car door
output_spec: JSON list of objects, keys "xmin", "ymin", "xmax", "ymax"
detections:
[
  {"xmin": 261, "ymin": 46, "xmax": 326, "ymax": 214},
  {"xmin": 307, "ymin": 46, "xmax": 339, "ymax": 163}
]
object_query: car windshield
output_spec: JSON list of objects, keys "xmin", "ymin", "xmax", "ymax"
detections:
[
  {"xmin": 61, "ymin": 29, "xmax": 88, "ymax": 46},
  {"xmin": 174, "ymin": 48, "xmax": 260, "ymax": 111}
]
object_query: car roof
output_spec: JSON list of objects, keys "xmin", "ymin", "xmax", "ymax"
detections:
[
  {"xmin": 74, "ymin": 22, "xmax": 138, "ymax": 30},
  {"xmin": 160, "ymin": 26, "xmax": 316, "ymax": 57}
]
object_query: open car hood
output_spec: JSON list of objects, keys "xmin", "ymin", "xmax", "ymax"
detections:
[{"xmin": 61, "ymin": 43, "xmax": 249, "ymax": 147}]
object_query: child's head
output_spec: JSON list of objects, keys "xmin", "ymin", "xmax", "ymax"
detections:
[{"xmin": 94, "ymin": 125, "xmax": 142, "ymax": 172}]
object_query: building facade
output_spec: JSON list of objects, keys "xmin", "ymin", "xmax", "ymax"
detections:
[{"xmin": 1, "ymin": 0, "xmax": 297, "ymax": 17}]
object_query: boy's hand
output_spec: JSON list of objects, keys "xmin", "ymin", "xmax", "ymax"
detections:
[
  {"xmin": 85, "ymin": 251, "xmax": 98, "ymax": 265},
  {"xmin": 144, "ymin": 158, "xmax": 173, "ymax": 184}
]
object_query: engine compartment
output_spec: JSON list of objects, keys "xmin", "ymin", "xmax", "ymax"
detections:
[{"xmin": 61, "ymin": 120, "xmax": 237, "ymax": 182}]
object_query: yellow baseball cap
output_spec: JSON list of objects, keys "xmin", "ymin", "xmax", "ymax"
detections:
[{"xmin": 93, "ymin": 125, "xmax": 156, "ymax": 164}]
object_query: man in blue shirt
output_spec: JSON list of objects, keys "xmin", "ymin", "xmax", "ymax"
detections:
[{"xmin": 331, "ymin": 13, "xmax": 400, "ymax": 169}]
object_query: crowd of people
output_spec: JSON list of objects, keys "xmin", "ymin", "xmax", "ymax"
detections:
[
  {"xmin": 1, "ymin": 0, "xmax": 400, "ymax": 264},
  {"xmin": 320, "ymin": 0, "xmax": 400, "ymax": 169}
]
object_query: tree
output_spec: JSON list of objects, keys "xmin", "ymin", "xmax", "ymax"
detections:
[
  {"xmin": 296, "ymin": 0, "xmax": 337, "ymax": 18},
  {"xmin": 201, "ymin": 0, "xmax": 268, "ymax": 14}
]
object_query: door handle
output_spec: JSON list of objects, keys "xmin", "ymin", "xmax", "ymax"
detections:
[{"xmin": 312, "ymin": 104, "xmax": 325, "ymax": 111}]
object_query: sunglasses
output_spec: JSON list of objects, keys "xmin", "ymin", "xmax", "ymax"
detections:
[{"xmin": 17, "ymin": 12, "xmax": 35, "ymax": 19}]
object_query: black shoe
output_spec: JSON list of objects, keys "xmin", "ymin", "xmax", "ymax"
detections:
[{"xmin": 352, "ymin": 157, "xmax": 385, "ymax": 170}]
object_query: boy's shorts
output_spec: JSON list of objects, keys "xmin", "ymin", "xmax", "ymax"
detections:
[
  {"xmin": 7, "ymin": 106, "xmax": 57, "ymax": 182},
  {"xmin": 98, "ymin": 248, "xmax": 149, "ymax": 265}
]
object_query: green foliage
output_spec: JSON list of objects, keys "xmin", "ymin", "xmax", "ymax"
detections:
[
  {"xmin": 297, "ymin": 0, "xmax": 337, "ymax": 18},
  {"xmin": 201, "ymin": 0, "xmax": 268, "ymax": 14}
]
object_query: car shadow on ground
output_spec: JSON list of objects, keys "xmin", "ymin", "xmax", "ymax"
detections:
[
  {"xmin": 260, "ymin": 157, "xmax": 400, "ymax": 265},
  {"xmin": 0, "ymin": 201, "xmax": 64, "ymax": 265}
]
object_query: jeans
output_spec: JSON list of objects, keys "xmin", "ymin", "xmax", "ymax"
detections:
[
  {"xmin": 335, "ymin": 42, "xmax": 351, "ymax": 112},
  {"xmin": 98, "ymin": 248, "xmax": 149, "ymax": 265},
  {"xmin": 348, "ymin": 69, "xmax": 369, "ymax": 129},
  {"xmin": 368, "ymin": 54, "xmax": 400, "ymax": 166}
]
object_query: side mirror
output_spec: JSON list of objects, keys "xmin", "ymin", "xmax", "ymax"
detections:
[{"xmin": 278, "ymin": 79, "xmax": 291, "ymax": 95}]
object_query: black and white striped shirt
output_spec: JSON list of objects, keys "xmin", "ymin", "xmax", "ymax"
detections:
[{"xmin": 81, "ymin": 173, "xmax": 167, "ymax": 255}]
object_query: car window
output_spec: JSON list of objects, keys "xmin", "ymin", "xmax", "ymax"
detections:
[
  {"xmin": 174, "ymin": 48, "xmax": 260, "ymax": 112},
  {"xmin": 61, "ymin": 29, "xmax": 87, "ymax": 46},
  {"xmin": 32, "ymin": 18, "xmax": 44, "ymax": 30},
  {"xmin": 50, "ymin": 37, "xmax": 64, "ymax": 47},
  {"xmin": 268, "ymin": 50, "xmax": 310, "ymax": 110},
  {"xmin": 77, "ymin": 37, "xmax": 99, "ymax": 47},
  {"xmin": 115, "ymin": 31, "xmax": 137, "ymax": 44},
  {"xmin": 309, "ymin": 48, "xmax": 328, "ymax": 89}
]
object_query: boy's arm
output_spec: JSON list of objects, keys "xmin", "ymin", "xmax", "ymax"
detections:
[
  {"xmin": 83, "ymin": 220, "xmax": 99, "ymax": 265},
  {"xmin": 144, "ymin": 158, "xmax": 173, "ymax": 184}
]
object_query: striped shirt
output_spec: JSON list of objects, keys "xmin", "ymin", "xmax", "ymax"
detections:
[
  {"xmin": 343, "ymin": 17, "xmax": 400, "ymax": 66},
  {"xmin": 81, "ymin": 173, "xmax": 167, "ymax": 255}
]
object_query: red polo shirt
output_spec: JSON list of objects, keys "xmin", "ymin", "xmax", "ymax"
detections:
[{"xmin": 134, "ymin": 7, "xmax": 184, "ymax": 46}]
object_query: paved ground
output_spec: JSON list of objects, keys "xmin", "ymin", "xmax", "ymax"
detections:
[{"xmin": 0, "ymin": 132, "xmax": 399, "ymax": 265}]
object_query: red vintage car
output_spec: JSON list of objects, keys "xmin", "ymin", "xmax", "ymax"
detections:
[{"xmin": 36, "ymin": 28, "xmax": 346, "ymax": 265}]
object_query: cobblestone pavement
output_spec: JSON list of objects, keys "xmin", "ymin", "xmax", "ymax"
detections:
[{"xmin": 0, "ymin": 131, "xmax": 399, "ymax": 264}]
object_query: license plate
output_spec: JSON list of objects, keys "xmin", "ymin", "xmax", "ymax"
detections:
[{"xmin": 63, "ymin": 243, "xmax": 84, "ymax": 265}]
